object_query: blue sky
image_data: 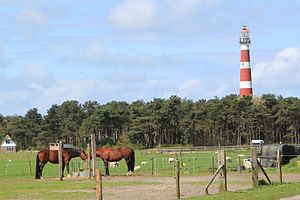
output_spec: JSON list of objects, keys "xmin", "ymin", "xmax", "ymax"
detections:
[{"xmin": 0, "ymin": 0, "xmax": 300, "ymax": 116}]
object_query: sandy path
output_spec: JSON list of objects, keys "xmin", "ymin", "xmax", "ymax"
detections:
[
  {"xmin": 60, "ymin": 173, "xmax": 300, "ymax": 200},
  {"xmin": 99, "ymin": 173, "xmax": 300, "ymax": 200}
]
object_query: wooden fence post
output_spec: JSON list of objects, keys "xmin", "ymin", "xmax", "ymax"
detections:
[
  {"xmin": 176, "ymin": 160, "xmax": 180, "ymax": 199},
  {"xmin": 218, "ymin": 150, "xmax": 227, "ymax": 192},
  {"xmin": 154, "ymin": 158, "xmax": 157, "ymax": 175},
  {"xmin": 205, "ymin": 149, "xmax": 227, "ymax": 195},
  {"xmin": 5, "ymin": 163, "xmax": 8, "ymax": 175},
  {"xmin": 91, "ymin": 134, "xmax": 96, "ymax": 178},
  {"xmin": 238, "ymin": 156, "xmax": 241, "ymax": 173},
  {"xmin": 151, "ymin": 158, "xmax": 154, "ymax": 175},
  {"xmin": 77, "ymin": 162, "xmax": 81, "ymax": 177},
  {"xmin": 277, "ymin": 150, "xmax": 282, "ymax": 183},
  {"xmin": 212, "ymin": 156, "xmax": 215, "ymax": 175},
  {"xmin": 251, "ymin": 148, "xmax": 258, "ymax": 187},
  {"xmin": 28, "ymin": 160, "xmax": 32, "ymax": 175},
  {"xmin": 27, "ymin": 154, "xmax": 32, "ymax": 175},
  {"xmin": 87, "ymin": 143, "xmax": 91, "ymax": 179},
  {"xmin": 71, "ymin": 161, "xmax": 74, "ymax": 175},
  {"xmin": 192, "ymin": 157, "xmax": 195, "ymax": 174},
  {"xmin": 58, "ymin": 141, "xmax": 63, "ymax": 181},
  {"xmin": 96, "ymin": 169, "xmax": 103, "ymax": 200}
]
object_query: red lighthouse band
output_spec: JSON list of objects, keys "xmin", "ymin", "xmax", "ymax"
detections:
[{"xmin": 239, "ymin": 26, "xmax": 253, "ymax": 96}]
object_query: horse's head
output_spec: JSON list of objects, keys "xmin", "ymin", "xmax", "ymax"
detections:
[{"xmin": 79, "ymin": 150, "xmax": 88, "ymax": 161}]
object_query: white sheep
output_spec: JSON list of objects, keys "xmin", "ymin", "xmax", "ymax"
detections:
[
  {"xmin": 109, "ymin": 161, "xmax": 120, "ymax": 168},
  {"xmin": 141, "ymin": 161, "xmax": 148, "ymax": 166},
  {"xmin": 226, "ymin": 156, "xmax": 232, "ymax": 162},
  {"xmin": 134, "ymin": 165, "xmax": 141, "ymax": 171},
  {"xmin": 243, "ymin": 158, "xmax": 252, "ymax": 170},
  {"xmin": 168, "ymin": 157, "xmax": 177, "ymax": 163}
]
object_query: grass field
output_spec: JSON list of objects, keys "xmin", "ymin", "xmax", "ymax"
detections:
[
  {"xmin": 0, "ymin": 148, "xmax": 299, "ymax": 200},
  {"xmin": 0, "ymin": 148, "xmax": 252, "ymax": 177}
]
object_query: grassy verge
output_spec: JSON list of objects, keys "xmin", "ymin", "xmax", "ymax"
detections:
[{"xmin": 187, "ymin": 182, "xmax": 300, "ymax": 200}]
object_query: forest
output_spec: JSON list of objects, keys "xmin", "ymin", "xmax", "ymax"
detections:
[{"xmin": 0, "ymin": 94, "xmax": 299, "ymax": 150}]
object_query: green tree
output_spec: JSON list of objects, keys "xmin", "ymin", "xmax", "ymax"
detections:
[
  {"xmin": 38, "ymin": 104, "xmax": 62, "ymax": 148},
  {"xmin": 59, "ymin": 100, "xmax": 84, "ymax": 146},
  {"xmin": 24, "ymin": 108, "xmax": 43, "ymax": 148}
]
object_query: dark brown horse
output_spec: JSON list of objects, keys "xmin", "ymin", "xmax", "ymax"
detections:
[
  {"xmin": 96, "ymin": 147, "xmax": 135, "ymax": 176},
  {"xmin": 35, "ymin": 148, "xmax": 88, "ymax": 179}
]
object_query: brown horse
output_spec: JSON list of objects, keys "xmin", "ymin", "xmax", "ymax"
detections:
[
  {"xmin": 35, "ymin": 148, "xmax": 88, "ymax": 179},
  {"xmin": 96, "ymin": 147, "xmax": 135, "ymax": 176}
]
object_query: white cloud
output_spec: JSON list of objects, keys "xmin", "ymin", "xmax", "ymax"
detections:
[
  {"xmin": 177, "ymin": 78, "xmax": 230, "ymax": 99},
  {"xmin": 178, "ymin": 79, "xmax": 202, "ymax": 97},
  {"xmin": 0, "ymin": 49, "xmax": 10, "ymax": 68},
  {"xmin": 20, "ymin": 64, "xmax": 55, "ymax": 88},
  {"xmin": 42, "ymin": 79, "xmax": 120, "ymax": 104},
  {"xmin": 253, "ymin": 47, "xmax": 300, "ymax": 95},
  {"xmin": 163, "ymin": 0, "xmax": 211, "ymax": 17},
  {"xmin": 109, "ymin": 0, "xmax": 158, "ymax": 30},
  {"xmin": 211, "ymin": 84, "xmax": 229, "ymax": 97},
  {"xmin": 58, "ymin": 45, "xmax": 181, "ymax": 67},
  {"xmin": 16, "ymin": 8, "xmax": 48, "ymax": 27},
  {"xmin": 84, "ymin": 46, "xmax": 108, "ymax": 63}
]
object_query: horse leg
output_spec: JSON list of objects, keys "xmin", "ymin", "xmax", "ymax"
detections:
[
  {"xmin": 62, "ymin": 162, "xmax": 65, "ymax": 177},
  {"xmin": 104, "ymin": 160, "xmax": 110, "ymax": 176},
  {"xmin": 40, "ymin": 163, "xmax": 45, "ymax": 179},
  {"xmin": 125, "ymin": 159, "xmax": 132, "ymax": 176},
  {"xmin": 36, "ymin": 163, "xmax": 42, "ymax": 179},
  {"xmin": 125, "ymin": 159, "xmax": 130, "ymax": 171},
  {"xmin": 65, "ymin": 161, "xmax": 71, "ymax": 177}
]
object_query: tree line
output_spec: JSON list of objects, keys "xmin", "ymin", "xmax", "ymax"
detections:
[{"xmin": 0, "ymin": 94, "xmax": 299, "ymax": 150}]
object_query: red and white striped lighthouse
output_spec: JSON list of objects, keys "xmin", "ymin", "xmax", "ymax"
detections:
[{"xmin": 239, "ymin": 26, "xmax": 253, "ymax": 96}]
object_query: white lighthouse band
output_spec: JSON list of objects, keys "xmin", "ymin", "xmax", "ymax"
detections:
[
  {"xmin": 240, "ymin": 44, "xmax": 249, "ymax": 50},
  {"xmin": 240, "ymin": 62, "xmax": 250, "ymax": 69},
  {"xmin": 240, "ymin": 81, "xmax": 252, "ymax": 89}
]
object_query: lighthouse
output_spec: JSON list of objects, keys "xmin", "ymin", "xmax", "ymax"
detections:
[{"xmin": 239, "ymin": 26, "xmax": 253, "ymax": 96}]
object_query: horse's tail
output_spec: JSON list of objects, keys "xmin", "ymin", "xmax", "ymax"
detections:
[
  {"xmin": 35, "ymin": 153, "xmax": 40, "ymax": 179},
  {"xmin": 130, "ymin": 149, "xmax": 135, "ymax": 172}
]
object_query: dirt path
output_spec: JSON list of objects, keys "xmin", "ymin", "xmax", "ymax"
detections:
[
  {"xmin": 59, "ymin": 173, "xmax": 300, "ymax": 200},
  {"xmin": 280, "ymin": 196, "xmax": 300, "ymax": 200},
  {"xmin": 98, "ymin": 173, "xmax": 300, "ymax": 200}
]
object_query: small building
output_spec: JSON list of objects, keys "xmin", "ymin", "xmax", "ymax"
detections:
[{"xmin": 0, "ymin": 135, "xmax": 17, "ymax": 153}]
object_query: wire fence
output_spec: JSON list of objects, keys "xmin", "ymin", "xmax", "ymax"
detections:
[{"xmin": 0, "ymin": 152, "xmax": 299, "ymax": 177}]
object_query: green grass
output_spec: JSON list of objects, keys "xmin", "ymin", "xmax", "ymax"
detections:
[
  {"xmin": 0, "ymin": 148, "xmax": 251, "ymax": 177},
  {"xmin": 187, "ymin": 182, "xmax": 300, "ymax": 200},
  {"xmin": 1, "ymin": 148, "xmax": 299, "ymax": 177},
  {"xmin": 0, "ymin": 148, "xmax": 299, "ymax": 200}
]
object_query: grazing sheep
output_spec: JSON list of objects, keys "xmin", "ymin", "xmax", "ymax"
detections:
[
  {"xmin": 134, "ymin": 165, "xmax": 141, "ymax": 171},
  {"xmin": 226, "ymin": 156, "xmax": 232, "ymax": 162},
  {"xmin": 168, "ymin": 157, "xmax": 177, "ymax": 163},
  {"xmin": 141, "ymin": 161, "xmax": 148, "ymax": 166},
  {"xmin": 243, "ymin": 158, "xmax": 252, "ymax": 170},
  {"xmin": 109, "ymin": 161, "xmax": 120, "ymax": 168}
]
